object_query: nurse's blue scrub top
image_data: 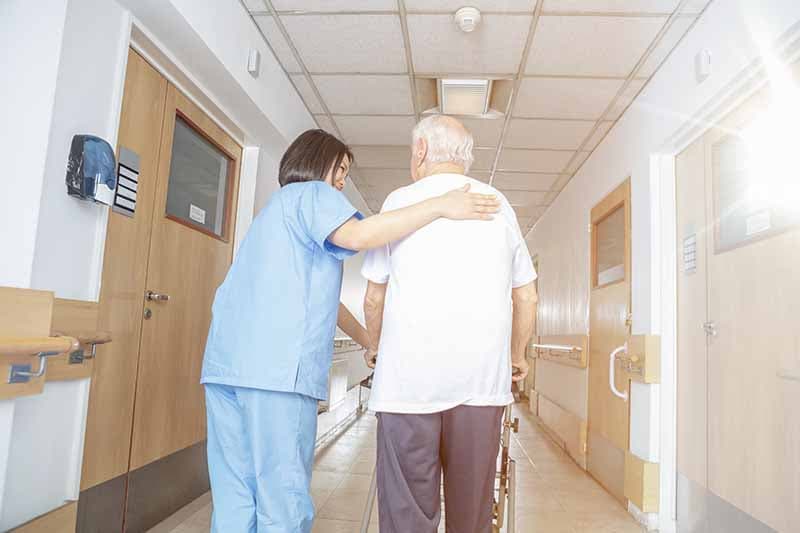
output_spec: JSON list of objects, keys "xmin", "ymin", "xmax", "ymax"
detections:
[{"xmin": 201, "ymin": 181, "xmax": 363, "ymax": 401}]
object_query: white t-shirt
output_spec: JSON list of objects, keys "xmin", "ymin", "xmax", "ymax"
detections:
[{"xmin": 361, "ymin": 173, "xmax": 537, "ymax": 414}]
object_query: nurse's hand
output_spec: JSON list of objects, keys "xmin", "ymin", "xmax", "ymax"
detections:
[
  {"xmin": 364, "ymin": 349, "xmax": 378, "ymax": 369},
  {"xmin": 436, "ymin": 184, "xmax": 501, "ymax": 221}
]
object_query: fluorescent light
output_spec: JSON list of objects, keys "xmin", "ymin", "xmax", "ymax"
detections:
[{"xmin": 439, "ymin": 79, "xmax": 491, "ymax": 116}]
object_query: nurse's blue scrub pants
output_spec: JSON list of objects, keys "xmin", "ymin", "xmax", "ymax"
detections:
[{"xmin": 205, "ymin": 383, "xmax": 318, "ymax": 533}]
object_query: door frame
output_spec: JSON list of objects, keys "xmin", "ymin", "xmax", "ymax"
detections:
[{"xmin": 651, "ymin": 23, "xmax": 800, "ymax": 533}]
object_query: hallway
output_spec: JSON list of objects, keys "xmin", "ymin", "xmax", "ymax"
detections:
[{"xmin": 150, "ymin": 404, "xmax": 643, "ymax": 533}]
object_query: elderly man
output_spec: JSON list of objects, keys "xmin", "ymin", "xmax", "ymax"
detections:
[{"xmin": 361, "ymin": 115, "xmax": 538, "ymax": 533}]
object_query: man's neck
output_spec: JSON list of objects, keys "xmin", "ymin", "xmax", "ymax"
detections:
[{"xmin": 417, "ymin": 162, "xmax": 465, "ymax": 181}]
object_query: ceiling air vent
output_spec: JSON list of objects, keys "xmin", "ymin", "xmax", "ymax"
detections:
[{"xmin": 438, "ymin": 78, "xmax": 492, "ymax": 116}]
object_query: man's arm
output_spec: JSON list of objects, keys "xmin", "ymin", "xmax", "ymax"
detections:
[
  {"xmin": 362, "ymin": 281, "xmax": 388, "ymax": 368},
  {"xmin": 337, "ymin": 303, "xmax": 370, "ymax": 348},
  {"xmin": 510, "ymin": 281, "xmax": 538, "ymax": 382}
]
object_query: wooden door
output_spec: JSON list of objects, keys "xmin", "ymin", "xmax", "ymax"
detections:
[
  {"xmin": 676, "ymin": 61, "xmax": 800, "ymax": 532},
  {"xmin": 129, "ymin": 84, "xmax": 241, "ymax": 469},
  {"xmin": 81, "ymin": 50, "xmax": 167, "ymax": 490},
  {"xmin": 587, "ymin": 180, "xmax": 631, "ymax": 503}
]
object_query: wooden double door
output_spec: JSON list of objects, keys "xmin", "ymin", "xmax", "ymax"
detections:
[
  {"xmin": 676, "ymin": 62, "xmax": 799, "ymax": 532},
  {"xmin": 79, "ymin": 50, "xmax": 241, "ymax": 530}
]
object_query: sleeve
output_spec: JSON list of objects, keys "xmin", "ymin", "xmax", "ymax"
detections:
[
  {"xmin": 299, "ymin": 181, "xmax": 364, "ymax": 260},
  {"xmin": 361, "ymin": 245, "xmax": 391, "ymax": 284},
  {"xmin": 503, "ymin": 197, "xmax": 537, "ymax": 288}
]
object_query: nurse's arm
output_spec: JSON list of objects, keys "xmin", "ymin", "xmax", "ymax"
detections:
[
  {"xmin": 337, "ymin": 303, "xmax": 370, "ymax": 349},
  {"xmin": 363, "ymin": 281, "xmax": 388, "ymax": 369},
  {"xmin": 328, "ymin": 184, "xmax": 499, "ymax": 251}
]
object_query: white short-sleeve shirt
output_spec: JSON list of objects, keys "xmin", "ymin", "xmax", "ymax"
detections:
[{"xmin": 361, "ymin": 174, "xmax": 537, "ymax": 414}]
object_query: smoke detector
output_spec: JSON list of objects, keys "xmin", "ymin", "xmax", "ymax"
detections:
[{"xmin": 454, "ymin": 7, "xmax": 481, "ymax": 33}]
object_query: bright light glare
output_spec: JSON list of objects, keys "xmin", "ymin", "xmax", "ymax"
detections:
[{"xmin": 741, "ymin": 55, "xmax": 800, "ymax": 214}]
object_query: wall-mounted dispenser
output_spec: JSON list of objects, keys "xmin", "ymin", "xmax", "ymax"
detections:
[{"xmin": 65, "ymin": 134, "xmax": 117, "ymax": 205}]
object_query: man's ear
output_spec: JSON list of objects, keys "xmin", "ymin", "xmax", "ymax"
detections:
[{"xmin": 415, "ymin": 138, "xmax": 428, "ymax": 166}]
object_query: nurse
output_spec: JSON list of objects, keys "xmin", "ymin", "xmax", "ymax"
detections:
[{"xmin": 200, "ymin": 129, "xmax": 499, "ymax": 532}]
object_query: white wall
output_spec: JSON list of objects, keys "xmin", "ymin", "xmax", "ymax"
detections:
[
  {"xmin": 525, "ymin": 0, "xmax": 800, "ymax": 527},
  {"xmin": 0, "ymin": 0, "xmax": 69, "ymax": 289}
]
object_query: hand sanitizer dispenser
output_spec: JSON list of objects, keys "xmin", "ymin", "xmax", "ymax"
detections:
[{"xmin": 65, "ymin": 134, "xmax": 117, "ymax": 205}]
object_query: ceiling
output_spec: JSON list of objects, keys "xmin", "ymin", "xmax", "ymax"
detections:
[{"xmin": 243, "ymin": 0, "xmax": 711, "ymax": 232}]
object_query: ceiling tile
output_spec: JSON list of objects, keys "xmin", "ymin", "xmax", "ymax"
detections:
[
  {"xmin": 472, "ymin": 148, "xmax": 497, "ymax": 170},
  {"xmin": 565, "ymin": 151, "xmax": 591, "ymax": 174},
  {"xmin": 314, "ymin": 75, "xmax": 413, "ymax": 114},
  {"xmin": 506, "ymin": 118, "xmax": 595, "ymax": 149},
  {"xmin": 525, "ymin": 16, "xmax": 667, "ymax": 77},
  {"xmin": 406, "ymin": 0, "xmax": 536, "ymax": 11},
  {"xmin": 607, "ymin": 78, "xmax": 647, "ymax": 119},
  {"xmin": 514, "ymin": 204, "xmax": 549, "ymax": 218},
  {"xmin": 492, "ymin": 172, "xmax": 559, "ymax": 190},
  {"xmin": 351, "ymin": 146, "xmax": 410, "ymax": 168},
  {"xmin": 291, "ymin": 75, "xmax": 324, "ymax": 114},
  {"xmin": 313, "ymin": 114, "xmax": 337, "ymax": 134},
  {"xmin": 335, "ymin": 116, "xmax": 416, "ymax": 145},
  {"xmin": 497, "ymin": 149, "xmax": 574, "ymax": 173},
  {"xmin": 361, "ymin": 168, "xmax": 413, "ymax": 189},
  {"xmin": 254, "ymin": 16, "xmax": 303, "ymax": 73},
  {"xmin": 244, "ymin": 0, "xmax": 266, "ymax": 11},
  {"xmin": 469, "ymin": 171, "xmax": 492, "ymax": 183},
  {"xmin": 282, "ymin": 15, "xmax": 407, "ymax": 73},
  {"xmin": 408, "ymin": 14, "xmax": 532, "ymax": 75},
  {"xmin": 459, "ymin": 117, "xmax": 504, "ymax": 147},
  {"xmin": 681, "ymin": 0, "xmax": 712, "ymax": 14},
  {"xmin": 515, "ymin": 77, "xmax": 624, "ymax": 119},
  {"xmin": 638, "ymin": 15, "xmax": 695, "ymax": 77},
  {"xmin": 272, "ymin": 0, "xmax": 396, "ymax": 11},
  {"xmin": 584, "ymin": 121, "xmax": 614, "ymax": 150},
  {"xmin": 542, "ymin": 0, "xmax": 679, "ymax": 13},
  {"xmin": 503, "ymin": 189, "xmax": 549, "ymax": 205}
]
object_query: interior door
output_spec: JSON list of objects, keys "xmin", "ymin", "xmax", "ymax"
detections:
[
  {"xmin": 676, "ymin": 62, "xmax": 800, "ymax": 532},
  {"xmin": 587, "ymin": 180, "xmax": 631, "ymax": 503},
  {"xmin": 128, "ymin": 84, "xmax": 241, "ymax": 470}
]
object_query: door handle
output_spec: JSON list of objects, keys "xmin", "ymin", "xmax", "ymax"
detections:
[
  {"xmin": 145, "ymin": 290, "xmax": 170, "ymax": 302},
  {"xmin": 609, "ymin": 343, "xmax": 629, "ymax": 401}
]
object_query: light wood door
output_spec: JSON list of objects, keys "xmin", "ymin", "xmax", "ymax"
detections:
[
  {"xmin": 81, "ymin": 50, "xmax": 167, "ymax": 490},
  {"xmin": 587, "ymin": 180, "xmax": 631, "ymax": 503},
  {"xmin": 129, "ymin": 84, "xmax": 241, "ymax": 469},
  {"xmin": 676, "ymin": 62, "xmax": 800, "ymax": 531}
]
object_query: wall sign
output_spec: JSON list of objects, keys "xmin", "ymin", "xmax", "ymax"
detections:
[{"xmin": 113, "ymin": 147, "xmax": 140, "ymax": 217}]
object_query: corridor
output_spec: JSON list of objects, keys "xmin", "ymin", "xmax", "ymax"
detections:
[{"xmin": 150, "ymin": 405, "xmax": 643, "ymax": 533}]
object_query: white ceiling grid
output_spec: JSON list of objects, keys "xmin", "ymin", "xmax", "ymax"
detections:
[{"xmin": 245, "ymin": 0, "xmax": 711, "ymax": 231}]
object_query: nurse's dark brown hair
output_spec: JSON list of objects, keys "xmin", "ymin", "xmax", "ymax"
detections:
[{"xmin": 278, "ymin": 129, "xmax": 354, "ymax": 187}]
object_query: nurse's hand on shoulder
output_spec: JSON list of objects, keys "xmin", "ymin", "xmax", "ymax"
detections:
[{"xmin": 436, "ymin": 184, "xmax": 501, "ymax": 221}]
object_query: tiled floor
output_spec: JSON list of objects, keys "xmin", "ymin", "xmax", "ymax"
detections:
[{"xmin": 150, "ymin": 405, "xmax": 644, "ymax": 532}]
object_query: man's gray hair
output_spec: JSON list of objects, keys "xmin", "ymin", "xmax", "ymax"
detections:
[{"xmin": 411, "ymin": 115, "xmax": 474, "ymax": 172}]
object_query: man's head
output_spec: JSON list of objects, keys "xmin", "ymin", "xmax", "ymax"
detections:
[{"xmin": 410, "ymin": 115, "xmax": 474, "ymax": 181}]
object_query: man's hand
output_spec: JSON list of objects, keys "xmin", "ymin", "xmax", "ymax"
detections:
[
  {"xmin": 364, "ymin": 349, "xmax": 378, "ymax": 369},
  {"xmin": 512, "ymin": 358, "xmax": 529, "ymax": 383}
]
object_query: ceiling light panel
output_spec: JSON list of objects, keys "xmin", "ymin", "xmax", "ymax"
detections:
[
  {"xmin": 290, "ymin": 75, "xmax": 325, "ymax": 113},
  {"xmin": 515, "ymin": 77, "xmax": 624, "ymax": 119},
  {"xmin": 506, "ymin": 118, "xmax": 596, "ymax": 150},
  {"xmin": 541, "ymin": 0, "xmax": 679, "ymax": 13},
  {"xmin": 525, "ymin": 16, "xmax": 667, "ymax": 77},
  {"xmin": 439, "ymin": 79, "xmax": 491, "ymax": 115},
  {"xmin": 271, "ymin": 0, "xmax": 396, "ymax": 11},
  {"xmin": 492, "ymin": 172, "xmax": 560, "ymax": 190},
  {"xmin": 254, "ymin": 16, "xmax": 303, "ymax": 73},
  {"xmin": 281, "ymin": 15, "xmax": 407, "ymax": 73},
  {"xmin": 335, "ymin": 115, "xmax": 416, "ymax": 145},
  {"xmin": 408, "ymin": 14, "xmax": 532, "ymax": 74},
  {"xmin": 458, "ymin": 117, "xmax": 504, "ymax": 147},
  {"xmin": 405, "ymin": 0, "xmax": 537, "ymax": 11},
  {"xmin": 498, "ymin": 149, "xmax": 574, "ymax": 173},
  {"xmin": 638, "ymin": 15, "xmax": 696, "ymax": 77},
  {"xmin": 314, "ymin": 75, "xmax": 414, "ymax": 115},
  {"xmin": 607, "ymin": 78, "xmax": 647, "ymax": 120}
]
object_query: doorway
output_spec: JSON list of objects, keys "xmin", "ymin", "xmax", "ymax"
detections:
[
  {"xmin": 78, "ymin": 49, "xmax": 242, "ymax": 532},
  {"xmin": 587, "ymin": 180, "xmax": 632, "ymax": 503},
  {"xmin": 675, "ymin": 59, "xmax": 799, "ymax": 532}
]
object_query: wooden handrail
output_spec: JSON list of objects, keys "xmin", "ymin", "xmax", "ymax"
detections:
[
  {"xmin": 52, "ymin": 330, "xmax": 112, "ymax": 346},
  {"xmin": 0, "ymin": 336, "xmax": 79, "ymax": 358}
]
